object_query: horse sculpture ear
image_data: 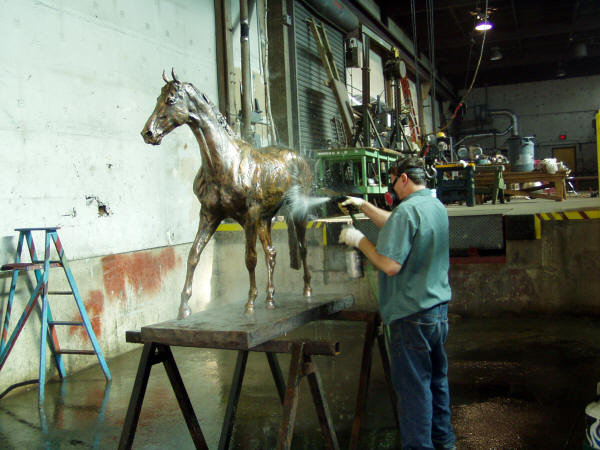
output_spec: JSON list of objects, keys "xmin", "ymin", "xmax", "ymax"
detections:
[
  {"xmin": 162, "ymin": 70, "xmax": 169, "ymax": 83},
  {"xmin": 171, "ymin": 68, "xmax": 179, "ymax": 83}
]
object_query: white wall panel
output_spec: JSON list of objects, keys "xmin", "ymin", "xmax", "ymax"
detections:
[{"xmin": 0, "ymin": 0, "xmax": 217, "ymax": 261}]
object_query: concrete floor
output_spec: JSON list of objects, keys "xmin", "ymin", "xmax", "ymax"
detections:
[{"xmin": 1, "ymin": 315, "xmax": 599, "ymax": 449}]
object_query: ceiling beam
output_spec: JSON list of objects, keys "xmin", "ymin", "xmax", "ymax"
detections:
[
  {"xmin": 436, "ymin": 17, "xmax": 600, "ymax": 49},
  {"xmin": 440, "ymin": 49, "xmax": 600, "ymax": 74},
  {"xmin": 385, "ymin": 0, "xmax": 483, "ymax": 15},
  {"xmin": 448, "ymin": 7, "xmax": 467, "ymax": 40}
]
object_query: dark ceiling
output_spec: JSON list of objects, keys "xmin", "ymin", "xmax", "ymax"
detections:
[{"xmin": 373, "ymin": 0, "xmax": 600, "ymax": 90}]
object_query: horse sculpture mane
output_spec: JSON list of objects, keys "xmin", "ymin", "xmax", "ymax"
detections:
[
  {"xmin": 141, "ymin": 70, "xmax": 313, "ymax": 318},
  {"xmin": 192, "ymin": 85, "xmax": 236, "ymax": 138}
]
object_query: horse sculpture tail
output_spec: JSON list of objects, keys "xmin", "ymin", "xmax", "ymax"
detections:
[
  {"xmin": 282, "ymin": 184, "xmax": 309, "ymax": 271},
  {"xmin": 286, "ymin": 217, "xmax": 302, "ymax": 270},
  {"xmin": 282, "ymin": 157, "xmax": 317, "ymax": 270}
]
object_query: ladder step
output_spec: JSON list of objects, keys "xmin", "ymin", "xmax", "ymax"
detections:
[
  {"xmin": 1, "ymin": 261, "xmax": 63, "ymax": 271},
  {"xmin": 48, "ymin": 291, "xmax": 74, "ymax": 296},
  {"xmin": 56, "ymin": 349, "xmax": 96, "ymax": 355},
  {"xmin": 49, "ymin": 321, "xmax": 84, "ymax": 326}
]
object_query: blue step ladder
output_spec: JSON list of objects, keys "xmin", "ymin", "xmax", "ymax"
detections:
[{"xmin": 0, "ymin": 227, "xmax": 111, "ymax": 404}]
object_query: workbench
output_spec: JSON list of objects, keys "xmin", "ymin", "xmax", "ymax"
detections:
[
  {"xmin": 314, "ymin": 147, "xmax": 400, "ymax": 199},
  {"xmin": 475, "ymin": 170, "xmax": 568, "ymax": 201},
  {"xmin": 118, "ymin": 294, "xmax": 355, "ymax": 450}
]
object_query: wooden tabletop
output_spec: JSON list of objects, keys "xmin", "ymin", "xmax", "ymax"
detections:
[
  {"xmin": 475, "ymin": 170, "xmax": 568, "ymax": 182},
  {"xmin": 139, "ymin": 294, "xmax": 355, "ymax": 350}
]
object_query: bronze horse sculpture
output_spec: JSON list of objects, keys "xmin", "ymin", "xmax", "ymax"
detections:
[{"xmin": 141, "ymin": 70, "xmax": 313, "ymax": 318}]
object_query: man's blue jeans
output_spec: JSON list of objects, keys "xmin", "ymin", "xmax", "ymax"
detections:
[{"xmin": 387, "ymin": 303, "xmax": 455, "ymax": 450}]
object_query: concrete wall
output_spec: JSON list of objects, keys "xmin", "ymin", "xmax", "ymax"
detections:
[
  {"xmin": 209, "ymin": 216, "xmax": 600, "ymax": 321},
  {"xmin": 0, "ymin": 242, "xmax": 214, "ymax": 390},
  {"xmin": 450, "ymin": 218, "xmax": 600, "ymax": 317},
  {"xmin": 0, "ymin": 0, "xmax": 219, "ymax": 261},
  {"xmin": 0, "ymin": 0, "xmax": 220, "ymax": 391},
  {"xmin": 456, "ymin": 75, "xmax": 600, "ymax": 174},
  {"xmin": 211, "ymin": 225, "xmax": 377, "ymax": 310}
]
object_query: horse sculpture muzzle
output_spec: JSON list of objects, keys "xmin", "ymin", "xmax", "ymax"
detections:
[{"xmin": 141, "ymin": 121, "xmax": 163, "ymax": 145}]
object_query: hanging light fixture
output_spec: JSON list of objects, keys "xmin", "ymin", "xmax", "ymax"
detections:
[
  {"xmin": 475, "ymin": 18, "xmax": 493, "ymax": 31},
  {"xmin": 472, "ymin": 4, "xmax": 496, "ymax": 32},
  {"xmin": 490, "ymin": 46, "xmax": 502, "ymax": 60},
  {"xmin": 475, "ymin": 13, "xmax": 493, "ymax": 31}
]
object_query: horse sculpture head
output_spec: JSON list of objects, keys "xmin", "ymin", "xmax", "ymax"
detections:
[{"xmin": 141, "ymin": 69, "xmax": 215, "ymax": 145}]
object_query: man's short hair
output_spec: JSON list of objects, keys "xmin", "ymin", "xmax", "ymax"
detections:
[{"xmin": 389, "ymin": 156, "xmax": 427, "ymax": 186}]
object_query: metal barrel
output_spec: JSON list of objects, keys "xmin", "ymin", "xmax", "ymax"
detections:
[{"xmin": 507, "ymin": 136, "xmax": 535, "ymax": 172}]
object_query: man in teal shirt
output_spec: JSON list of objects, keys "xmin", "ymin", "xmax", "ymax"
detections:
[{"xmin": 339, "ymin": 156, "xmax": 455, "ymax": 450}]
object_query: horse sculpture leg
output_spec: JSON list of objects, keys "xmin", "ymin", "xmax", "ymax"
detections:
[
  {"xmin": 179, "ymin": 210, "xmax": 221, "ymax": 319},
  {"xmin": 243, "ymin": 209, "xmax": 260, "ymax": 314},
  {"xmin": 257, "ymin": 219, "xmax": 276, "ymax": 309},
  {"xmin": 294, "ymin": 219, "xmax": 312, "ymax": 297}
]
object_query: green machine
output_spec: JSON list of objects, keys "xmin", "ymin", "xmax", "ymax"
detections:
[{"xmin": 315, "ymin": 146, "xmax": 400, "ymax": 202}]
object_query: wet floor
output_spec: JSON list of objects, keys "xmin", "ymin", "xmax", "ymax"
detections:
[{"xmin": 1, "ymin": 315, "xmax": 599, "ymax": 449}]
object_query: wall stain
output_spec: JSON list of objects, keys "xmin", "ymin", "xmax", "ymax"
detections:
[
  {"xmin": 101, "ymin": 248, "xmax": 177, "ymax": 302},
  {"xmin": 70, "ymin": 289, "xmax": 104, "ymax": 339}
]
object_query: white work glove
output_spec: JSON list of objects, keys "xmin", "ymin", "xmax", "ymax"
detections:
[
  {"xmin": 339, "ymin": 196, "xmax": 365, "ymax": 216},
  {"xmin": 341, "ymin": 196, "xmax": 365, "ymax": 209},
  {"xmin": 339, "ymin": 226, "xmax": 365, "ymax": 248}
]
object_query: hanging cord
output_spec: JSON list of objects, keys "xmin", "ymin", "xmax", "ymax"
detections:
[
  {"xmin": 410, "ymin": 0, "xmax": 421, "ymax": 136},
  {"xmin": 427, "ymin": 0, "xmax": 436, "ymax": 135},
  {"xmin": 439, "ymin": 0, "xmax": 489, "ymax": 133},
  {"xmin": 463, "ymin": 35, "xmax": 475, "ymax": 91}
]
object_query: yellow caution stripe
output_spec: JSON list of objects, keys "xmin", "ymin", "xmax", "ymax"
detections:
[
  {"xmin": 536, "ymin": 210, "xmax": 600, "ymax": 221},
  {"xmin": 534, "ymin": 215, "xmax": 541, "ymax": 240},
  {"xmin": 216, "ymin": 220, "xmax": 322, "ymax": 232}
]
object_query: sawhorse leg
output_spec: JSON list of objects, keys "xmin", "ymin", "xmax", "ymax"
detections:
[
  {"xmin": 218, "ymin": 350, "xmax": 290, "ymax": 450},
  {"xmin": 118, "ymin": 342, "xmax": 208, "ymax": 450},
  {"xmin": 277, "ymin": 343, "xmax": 339, "ymax": 450},
  {"xmin": 218, "ymin": 350, "xmax": 249, "ymax": 450},
  {"xmin": 218, "ymin": 343, "xmax": 339, "ymax": 450},
  {"xmin": 342, "ymin": 313, "xmax": 400, "ymax": 450}
]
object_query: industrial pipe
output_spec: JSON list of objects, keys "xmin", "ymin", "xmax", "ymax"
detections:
[
  {"xmin": 488, "ymin": 109, "xmax": 519, "ymax": 136},
  {"xmin": 362, "ymin": 33, "xmax": 371, "ymax": 147},
  {"xmin": 305, "ymin": 0, "xmax": 359, "ymax": 31},
  {"xmin": 240, "ymin": 0, "xmax": 253, "ymax": 143},
  {"xmin": 454, "ymin": 124, "xmax": 514, "ymax": 147}
]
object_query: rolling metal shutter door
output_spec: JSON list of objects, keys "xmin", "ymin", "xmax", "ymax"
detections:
[{"xmin": 293, "ymin": 1, "xmax": 346, "ymax": 155}]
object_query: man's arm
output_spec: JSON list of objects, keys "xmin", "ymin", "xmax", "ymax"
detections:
[
  {"xmin": 341, "ymin": 196, "xmax": 391, "ymax": 229},
  {"xmin": 357, "ymin": 237, "xmax": 402, "ymax": 276},
  {"xmin": 359, "ymin": 201, "xmax": 391, "ymax": 229}
]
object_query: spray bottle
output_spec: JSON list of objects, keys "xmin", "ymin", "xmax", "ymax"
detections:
[{"xmin": 331, "ymin": 196, "xmax": 364, "ymax": 279}]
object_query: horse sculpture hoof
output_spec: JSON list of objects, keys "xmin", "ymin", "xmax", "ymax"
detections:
[
  {"xmin": 266, "ymin": 299, "xmax": 276, "ymax": 310},
  {"xmin": 304, "ymin": 286, "xmax": 312, "ymax": 297},
  {"xmin": 245, "ymin": 304, "xmax": 255, "ymax": 315}
]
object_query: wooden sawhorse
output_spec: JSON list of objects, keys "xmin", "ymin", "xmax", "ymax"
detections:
[
  {"xmin": 331, "ymin": 310, "xmax": 400, "ymax": 450},
  {"xmin": 117, "ymin": 294, "xmax": 354, "ymax": 450},
  {"xmin": 119, "ymin": 332, "xmax": 341, "ymax": 450}
]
